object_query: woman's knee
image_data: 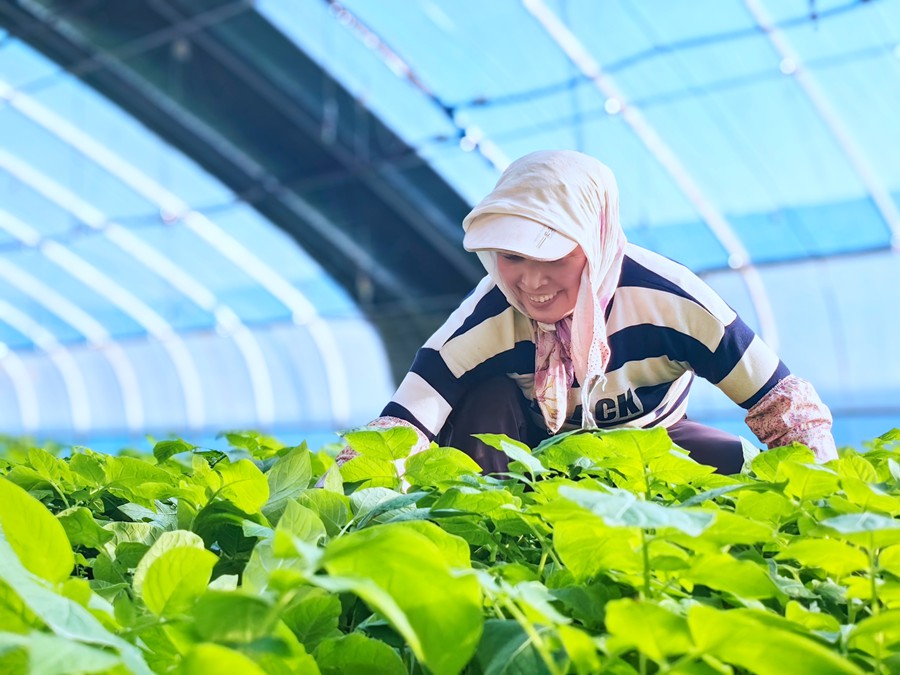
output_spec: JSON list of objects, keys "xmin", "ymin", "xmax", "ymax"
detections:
[
  {"xmin": 438, "ymin": 376, "xmax": 531, "ymax": 473},
  {"xmin": 665, "ymin": 418, "xmax": 744, "ymax": 474}
]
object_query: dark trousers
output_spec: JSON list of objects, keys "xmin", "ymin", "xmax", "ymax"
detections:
[{"xmin": 437, "ymin": 376, "xmax": 745, "ymax": 475}]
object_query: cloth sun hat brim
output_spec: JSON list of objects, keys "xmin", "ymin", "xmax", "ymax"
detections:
[{"xmin": 463, "ymin": 213, "xmax": 578, "ymax": 261}]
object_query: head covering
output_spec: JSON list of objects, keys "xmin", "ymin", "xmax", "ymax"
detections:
[
  {"xmin": 462, "ymin": 150, "xmax": 627, "ymax": 432},
  {"xmin": 464, "ymin": 213, "xmax": 578, "ymax": 261}
]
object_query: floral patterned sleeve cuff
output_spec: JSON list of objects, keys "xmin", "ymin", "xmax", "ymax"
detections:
[{"xmin": 744, "ymin": 375, "xmax": 838, "ymax": 462}]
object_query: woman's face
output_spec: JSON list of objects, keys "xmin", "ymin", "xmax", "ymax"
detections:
[{"xmin": 496, "ymin": 247, "xmax": 587, "ymax": 323}]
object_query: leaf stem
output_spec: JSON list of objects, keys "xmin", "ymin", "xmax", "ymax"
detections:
[
  {"xmin": 49, "ymin": 479, "xmax": 70, "ymax": 509},
  {"xmin": 868, "ymin": 547, "xmax": 880, "ymax": 618},
  {"xmin": 538, "ymin": 547, "xmax": 549, "ymax": 578},
  {"xmin": 869, "ymin": 548, "xmax": 884, "ymax": 673},
  {"xmin": 641, "ymin": 529, "xmax": 652, "ymax": 600},
  {"xmin": 520, "ymin": 515, "xmax": 563, "ymax": 570},
  {"xmin": 501, "ymin": 597, "xmax": 562, "ymax": 675}
]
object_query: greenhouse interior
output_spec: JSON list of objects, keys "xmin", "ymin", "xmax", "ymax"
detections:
[
  {"xmin": 0, "ymin": 0, "xmax": 898, "ymax": 453},
  {"xmin": 4, "ymin": 2, "xmax": 900, "ymax": 675}
]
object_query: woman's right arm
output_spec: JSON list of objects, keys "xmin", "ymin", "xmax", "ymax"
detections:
[{"xmin": 336, "ymin": 277, "xmax": 520, "ymax": 466}]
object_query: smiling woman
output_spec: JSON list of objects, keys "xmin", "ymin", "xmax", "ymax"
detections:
[
  {"xmin": 337, "ymin": 150, "xmax": 838, "ymax": 475},
  {"xmin": 495, "ymin": 247, "xmax": 587, "ymax": 324}
]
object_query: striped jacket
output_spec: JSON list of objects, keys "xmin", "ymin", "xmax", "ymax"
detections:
[{"xmin": 382, "ymin": 243, "xmax": 788, "ymax": 439}]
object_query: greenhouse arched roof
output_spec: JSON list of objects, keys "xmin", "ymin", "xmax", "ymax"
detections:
[{"xmin": 0, "ymin": 0, "xmax": 898, "ymax": 451}]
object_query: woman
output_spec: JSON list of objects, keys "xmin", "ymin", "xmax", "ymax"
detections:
[{"xmin": 340, "ymin": 150, "xmax": 836, "ymax": 474}]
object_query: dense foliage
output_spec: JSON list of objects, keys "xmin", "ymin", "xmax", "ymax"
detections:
[{"xmin": 1, "ymin": 427, "xmax": 900, "ymax": 674}]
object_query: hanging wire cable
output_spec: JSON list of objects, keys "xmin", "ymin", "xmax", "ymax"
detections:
[{"xmin": 320, "ymin": 0, "xmax": 511, "ymax": 170}]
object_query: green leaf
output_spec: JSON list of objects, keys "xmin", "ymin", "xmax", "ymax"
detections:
[
  {"xmin": 263, "ymin": 444, "xmax": 312, "ymax": 521},
  {"xmin": 552, "ymin": 517, "xmax": 642, "ymax": 580},
  {"xmin": 27, "ymin": 446, "xmax": 73, "ymax": 487},
  {"xmin": 751, "ymin": 444, "xmax": 816, "ymax": 481},
  {"xmin": 785, "ymin": 601, "xmax": 841, "ymax": 632},
  {"xmin": 399, "ymin": 520, "xmax": 472, "ymax": 569},
  {"xmin": 57, "ymin": 507, "xmax": 114, "ymax": 550},
  {"xmin": 647, "ymin": 450, "xmax": 716, "ymax": 486},
  {"xmin": 0, "ymin": 533, "xmax": 152, "ymax": 675},
  {"xmin": 474, "ymin": 433, "xmax": 549, "ymax": 476},
  {"xmin": 439, "ymin": 516, "xmax": 495, "ymax": 548},
  {"xmin": 688, "ymin": 605, "xmax": 862, "ymax": 675},
  {"xmin": 433, "ymin": 486, "xmax": 520, "ymax": 520},
  {"xmin": 176, "ymin": 643, "xmax": 267, "ymax": 675},
  {"xmin": 338, "ymin": 454, "xmax": 399, "ymax": 489},
  {"xmin": 103, "ymin": 456, "xmax": 176, "ymax": 505},
  {"xmin": 690, "ymin": 511, "xmax": 774, "ymax": 547},
  {"xmin": 879, "ymin": 544, "xmax": 900, "ymax": 576},
  {"xmin": 69, "ymin": 452, "xmax": 106, "ymax": 487},
  {"xmin": 600, "ymin": 427, "xmax": 674, "ymax": 460},
  {"xmin": 776, "ymin": 539, "xmax": 869, "ymax": 578},
  {"xmin": 877, "ymin": 428, "xmax": 900, "ymax": 443},
  {"xmin": 471, "ymin": 620, "xmax": 554, "ymax": 675},
  {"xmin": 153, "ymin": 439, "xmax": 196, "ymax": 463},
  {"xmin": 191, "ymin": 500, "xmax": 250, "ymax": 552},
  {"xmin": 215, "ymin": 459, "xmax": 270, "ymax": 514},
  {"xmin": 314, "ymin": 633, "xmax": 406, "ymax": 675},
  {"xmin": 298, "ymin": 490, "xmax": 351, "ymax": 538},
  {"xmin": 538, "ymin": 443, "xmax": 596, "ymax": 473},
  {"xmin": 191, "ymin": 592, "xmax": 273, "ymax": 643},
  {"xmin": 502, "ymin": 579, "xmax": 571, "ymax": 625},
  {"xmin": 605, "ymin": 599, "xmax": 693, "ymax": 661},
  {"xmin": 818, "ymin": 513, "xmax": 900, "ymax": 549},
  {"xmin": 118, "ymin": 500, "xmax": 178, "ymax": 529},
  {"xmin": 344, "ymin": 426, "xmax": 419, "ymax": 461},
  {"xmin": 835, "ymin": 454, "xmax": 878, "ymax": 482},
  {"xmin": 557, "ymin": 624, "xmax": 602, "ymax": 675},
  {"xmin": 734, "ymin": 490, "xmax": 796, "ymax": 527},
  {"xmin": 352, "ymin": 488, "xmax": 424, "ymax": 529},
  {"xmin": 780, "ymin": 462, "xmax": 840, "ymax": 501},
  {"xmin": 841, "ymin": 477, "xmax": 900, "ymax": 515},
  {"xmin": 594, "ymin": 427, "xmax": 675, "ymax": 491},
  {"xmin": 321, "ymin": 524, "xmax": 483, "ymax": 675},
  {"xmin": 534, "ymin": 431, "xmax": 605, "ymax": 463},
  {"xmin": 678, "ymin": 481, "xmax": 761, "ymax": 508},
  {"xmin": 2, "ymin": 464, "xmax": 53, "ymax": 493},
  {"xmin": 558, "ymin": 486, "xmax": 715, "ymax": 535},
  {"xmin": 282, "ymin": 587, "xmax": 342, "ymax": 651},
  {"xmin": 848, "ymin": 609, "xmax": 900, "ymax": 655},
  {"xmin": 141, "ymin": 546, "xmax": 218, "ymax": 616},
  {"xmin": 220, "ymin": 430, "xmax": 282, "ymax": 459},
  {"xmin": 0, "ymin": 477, "xmax": 74, "ymax": 583},
  {"xmin": 0, "ymin": 578, "xmax": 35, "ymax": 633},
  {"xmin": 132, "ymin": 530, "xmax": 207, "ymax": 595},
  {"xmin": 242, "ymin": 539, "xmax": 309, "ymax": 595},
  {"xmin": 276, "ymin": 499, "xmax": 327, "ymax": 546},
  {"xmin": 23, "ymin": 631, "xmax": 123, "ymax": 674},
  {"xmin": 682, "ymin": 554, "xmax": 781, "ymax": 600},
  {"xmin": 403, "ymin": 447, "xmax": 482, "ymax": 486},
  {"xmin": 666, "ymin": 510, "xmax": 775, "ymax": 554}
]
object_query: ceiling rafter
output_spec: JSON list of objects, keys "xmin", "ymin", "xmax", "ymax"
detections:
[
  {"xmin": 1, "ymin": 0, "xmax": 485, "ymax": 388},
  {"xmin": 0, "ymin": 147, "xmax": 280, "ymax": 426},
  {"xmin": 0, "ymin": 344, "xmax": 38, "ymax": 433},
  {"xmin": 0, "ymin": 297, "xmax": 90, "ymax": 431},
  {"xmin": 0, "ymin": 76, "xmax": 358, "ymax": 425},
  {"xmin": 522, "ymin": 0, "xmax": 779, "ymax": 349},
  {"xmin": 0, "ymin": 252, "xmax": 144, "ymax": 431},
  {"xmin": 743, "ymin": 0, "xmax": 900, "ymax": 249},
  {"xmin": 0, "ymin": 158, "xmax": 207, "ymax": 428}
]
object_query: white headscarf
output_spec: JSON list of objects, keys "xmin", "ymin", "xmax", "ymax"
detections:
[{"xmin": 462, "ymin": 150, "xmax": 626, "ymax": 430}]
